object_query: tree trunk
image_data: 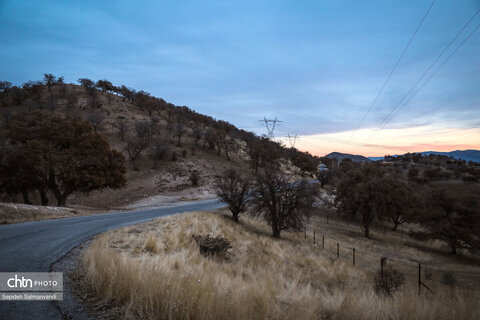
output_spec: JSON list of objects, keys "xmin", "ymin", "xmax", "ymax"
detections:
[
  {"xmin": 272, "ymin": 225, "xmax": 281, "ymax": 238},
  {"xmin": 57, "ymin": 195, "xmax": 67, "ymax": 207},
  {"xmin": 392, "ymin": 222, "xmax": 399, "ymax": 231},
  {"xmin": 450, "ymin": 244, "xmax": 457, "ymax": 255},
  {"xmin": 364, "ymin": 224, "xmax": 370, "ymax": 238},
  {"xmin": 232, "ymin": 213, "xmax": 239, "ymax": 223},
  {"xmin": 22, "ymin": 191, "xmax": 31, "ymax": 205},
  {"xmin": 40, "ymin": 190, "xmax": 49, "ymax": 206}
]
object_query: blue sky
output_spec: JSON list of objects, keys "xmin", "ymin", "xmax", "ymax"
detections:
[{"xmin": 1, "ymin": 0, "xmax": 479, "ymax": 155}]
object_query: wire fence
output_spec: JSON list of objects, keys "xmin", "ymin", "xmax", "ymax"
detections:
[{"xmin": 301, "ymin": 219, "xmax": 480, "ymax": 293}]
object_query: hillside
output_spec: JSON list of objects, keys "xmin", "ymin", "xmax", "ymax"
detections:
[
  {"xmin": 422, "ymin": 150, "xmax": 480, "ymax": 163},
  {"xmin": 325, "ymin": 152, "xmax": 372, "ymax": 162},
  {"xmin": 0, "ymin": 77, "xmax": 315, "ymax": 210}
]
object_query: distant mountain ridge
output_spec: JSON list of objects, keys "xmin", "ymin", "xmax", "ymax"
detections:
[
  {"xmin": 324, "ymin": 152, "xmax": 372, "ymax": 162},
  {"xmin": 368, "ymin": 150, "xmax": 480, "ymax": 163}
]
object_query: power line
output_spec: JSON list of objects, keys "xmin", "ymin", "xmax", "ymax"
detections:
[
  {"xmin": 368, "ymin": 8, "xmax": 480, "ymax": 139},
  {"xmin": 375, "ymin": 20, "xmax": 480, "ymax": 133},
  {"xmin": 349, "ymin": 0, "xmax": 436, "ymax": 141}
]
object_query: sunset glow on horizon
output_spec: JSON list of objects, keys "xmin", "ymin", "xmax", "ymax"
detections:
[{"xmin": 288, "ymin": 125, "xmax": 480, "ymax": 157}]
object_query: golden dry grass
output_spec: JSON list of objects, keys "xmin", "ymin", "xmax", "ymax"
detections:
[{"xmin": 81, "ymin": 210, "xmax": 480, "ymax": 320}]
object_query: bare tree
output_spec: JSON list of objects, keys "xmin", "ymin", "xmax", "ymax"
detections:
[
  {"xmin": 215, "ymin": 169, "xmax": 251, "ymax": 222},
  {"xmin": 114, "ymin": 118, "xmax": 128, "ymax": 142},
  {"xmin": 135, "ymin": 120, "xmax": 152, "ymax": 139},
  {"xmin": 125, "ymin": 138, "xmax": 149, "ymax": 171},
  {"xmin": 250, "ymin": 168, "xmax": 318, "ymax": 237},
  {"xmin": 174, "ymin": 121, "xmax": 186, "ymax": 146},
  {"xmin": 150, "ymin": 138, "xmax": 168, "ymax": 169},
  {"xmin": 192, "ymin": 126, "xmax": 203, "ymax": 146},
  {"xmin": 86, "ymin": 112, "xmax": 105, "ymax": 135},
  {"xmin": 65, "ymin": 90, "xmax": 78, "ymax": 109},
  {"xmin": 47, "ymin": 93, "xmax": 58, "ymax": 113},
  {"xmin": 43, "ymin": 74, "xmax": 57, "ymax": 92},
  {"xmin": 0, "ymin": 81, "xmax": 12, "ymax": 107}
]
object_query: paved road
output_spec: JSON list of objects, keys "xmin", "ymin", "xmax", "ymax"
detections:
[{"xmin": 0, "ymin": 199, "xmax": 225, "ymax": 320}]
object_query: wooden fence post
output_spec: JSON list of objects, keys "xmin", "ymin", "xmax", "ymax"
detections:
[
  {"xmin": 322, "ymin": 236, "xmax": 324, "ymax": 250},
  {"xmin": 337, "ymin": 243, "xmax": 339, "ymax": 258},
  {"xmin": 313, "ymin": 231, "xmax": 316, "ymax": 244},
  {"xmin": 380, "ymin": 257, "xmax": 386, "ymax": 280},
  {"xmin": 418, "ymin": 263, "xmax": 421, "ymax": 295},
  {"xmin": 304, "ymin": 226, "xmax": 306, "ymax": 239},
  {"xmin": 353, "ymin": 247, "xmax": 355, "ymax": 265}
]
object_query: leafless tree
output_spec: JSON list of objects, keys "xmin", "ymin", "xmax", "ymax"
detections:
[
  {"xmin": 86, "ymin": 112, "xmax": 105, "ymax": 135},
  {"xmin": 150, "ymin": 138, "xmax": 168, "ymax": 169},
  {"xmin": 115, "ymin": 118, "xmax": 128, "ymax": 142},
  {"xmin": 135, "ymin": 120, "xmax": 152, "ymax": 139},
  {"xmin": 0, "ymin": 81, "xmax": 12, "ymax": 107},
  {"xmin": 193, "ymin": 126, "xmax": 203, "ymax": 146},
  {"xmin": 43, "ymin": 74, "xmax": 57, "ymax": 92},
  {"xmin": 125, "ymin": 138, "xmax": 149, "ymax": 171},
  {"xmin": 215, "ymin": 169, "xmax": 251, "ymax": 223},
  {"xmin": 174, "ymin": 121, "xmax": 186, "ymax": 146},
  {"xmin": 47, "ymin": 93, "xmax": 58, "ymax": 113},
  {"xmin": 65, "ymin": 90, "xmax": 78, "ymax": 109},
  {"xmin": 250, "ymin": 168, "xmax": 318, "ymax": 237}
]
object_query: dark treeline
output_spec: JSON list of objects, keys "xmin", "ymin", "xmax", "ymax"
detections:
[{"xmin": 333, "ymin": 157, "xmax": 480, "ymax": 255}]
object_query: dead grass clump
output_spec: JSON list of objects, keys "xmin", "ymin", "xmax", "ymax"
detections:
[
  {"xmin": 192, "ymin": 234, "xmax": 232, "ymax": 259},
  {"xmin": 80, "ymin": 210, "xmax": 480, "ymax": 320},
  {"xmin": 143, "ymin": 233, "xmax": 162, "ymax": 254}
]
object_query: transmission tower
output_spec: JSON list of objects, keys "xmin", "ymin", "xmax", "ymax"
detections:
[
  {"xmin": 259, "ymin": 117, "xmax": 282, "ymax": 138},
  {"xmin": 287, "ymin": 134, "xmax": 299, "ymax": 148}
]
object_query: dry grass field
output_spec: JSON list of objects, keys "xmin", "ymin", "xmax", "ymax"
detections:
[
  {"xmin": 78, "ymin": 209, "xmax": 480, "ymax": 320},
  {"xmin": 308, "ymin": 208, "xmax": 480, "ymax": 291}
]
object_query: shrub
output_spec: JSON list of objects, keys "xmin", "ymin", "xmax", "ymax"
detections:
[
  {"xmin": 192, "ymin": 234, "xmax": 231, "ymax": 259},
  {"xmin": 442, "ymin": 272, "xmax": 456, "ymax": 286},
  {"xmin": 171, "ymin": 151, "xmax": 178, "ymax": 161},
  {"xmin": 189, "ymin": 170, "xmax": 200, "ymax": 186}
]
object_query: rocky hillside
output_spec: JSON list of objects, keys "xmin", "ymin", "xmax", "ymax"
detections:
[{"xmin": 0, "ymin": 76, "xmax": 318, "ymax": 209}]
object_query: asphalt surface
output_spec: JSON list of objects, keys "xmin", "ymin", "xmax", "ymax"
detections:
[{"xmin": 0, "ymin": 199, "xmax": 225, "ymax": 320}]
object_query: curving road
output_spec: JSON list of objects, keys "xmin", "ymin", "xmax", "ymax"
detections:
[{"xmin": 0, "ymin": 199, "xmax": 225, "ymax": 320}]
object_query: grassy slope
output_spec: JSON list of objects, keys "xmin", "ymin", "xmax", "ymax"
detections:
[{"xmin": 78, "ymin": 209, "xmax": 480, "ymax": 320}]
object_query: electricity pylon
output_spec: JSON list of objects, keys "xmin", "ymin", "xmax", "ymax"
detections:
[{"xmin": 259, "ymin": 117, "xmax": 282, "ymax": 139}]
